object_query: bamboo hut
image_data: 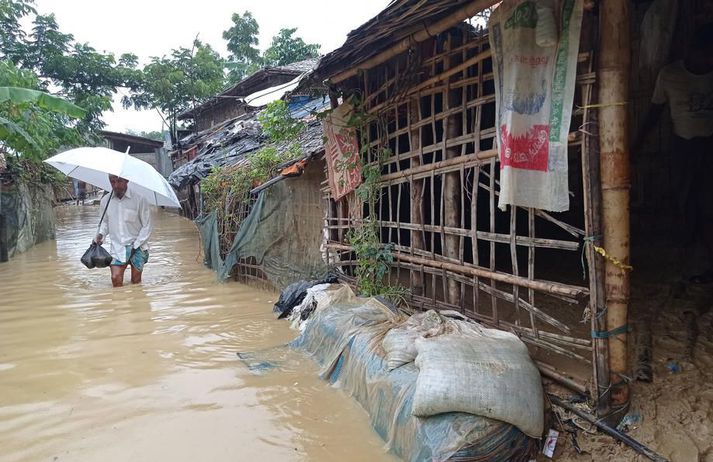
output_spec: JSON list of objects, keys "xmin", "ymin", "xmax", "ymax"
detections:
[{"xmin": 299, "ymin": 0, "xmax": 639, "ymax": 421}]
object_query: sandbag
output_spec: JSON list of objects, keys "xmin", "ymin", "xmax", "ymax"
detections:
[
  {"xmin": 382, "ymin": 310, "xmax": 449, "ymax": 370},
  {"xmin": 412, "ymin": 324, "xmax": 544, "ymax": 438},
  {"xmin": 382, "ymin": 328, "xmax": 420, "ymax": 370}
]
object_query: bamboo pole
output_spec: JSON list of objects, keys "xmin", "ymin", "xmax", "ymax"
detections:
[
  {"xmin": 599, "ymin": 0, "xmax": 631, "ymax": 413},
  {"xmin": 378, "ymin": 150, "xmax": 498, "ymax": 183},
  {"xmin": 548, "ymin": 395, "xmax": 670, "ymax": 462},
  {"xmin": 581, "ymin": 49, "xmax": 612, "ymax": 415},
  {"xmin": 527, "ymin": 208, "xmax": 539, "ymax": 336},
  {"xmin": 327, "ymin": 242, "xmax": 588, "ymax": 299},
  {"xmin": 536, "ymin": 362, "xmax": 589, "ymax": 395},
  {"xmin": 489, "ymin": 158, "xmax": 499, "ymax": 325},
  {"xmin": 330, "ymin": 0, "xmax": 499, "ymax": 83},
  {"xmin": 522, "ymin": 337, "xmax": 590, "ymax": 363}
]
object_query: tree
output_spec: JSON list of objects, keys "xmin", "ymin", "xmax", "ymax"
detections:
[
  {"xmin": 0, "ymin": 86, "xmax": 85, "ymax": 118},
  {"xmin": 1, "ymin": 3, "xmax": 142, "ymax": 134},
  {"xmin": 223, "ymin": 11, "xmax": 262, "ymax": 82},
  {"xmin": 222, "ymin": 13, "xmax": 322, "ymax": 81},
  {"xmin": 263, "ymin": 28, "xmax": 320, "ymax": 67},
  {"xmin": 125, "ymin": 40, "xmax": 225, "ymax": 141},
  {"xmin": 23, "ymin": 13, "xmax": 73, "ymax": 75},
  {"xmin": 46, "ymin": 43, "xmax": 140, "ymax": 132},
  {"xmin": 0, "ymin": 0, "xmax": 34, "ymax": 64},
  {"xmin": 0, "ymin": 61, "xmax": 84, "ymax": 161},
  {"xmin": 127, "ymin": 129, "xmax": 164, "ymax": 141}
]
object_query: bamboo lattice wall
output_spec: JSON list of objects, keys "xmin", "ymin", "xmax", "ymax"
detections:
[{"xmin": 323, "ymin": 23, "xmax": 606, "ymax": 399}]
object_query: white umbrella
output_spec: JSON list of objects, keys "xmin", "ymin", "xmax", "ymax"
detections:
[{"xmin": 44, "ymin": 147, "xmax": 180, "ymax": 208}]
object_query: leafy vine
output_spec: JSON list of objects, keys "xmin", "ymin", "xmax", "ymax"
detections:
[
  {"xmin": 201, "ymin": 100, "xmax": 304, "ymax": 256},
  {"xmin": 338, "ymin": 96, "xmax": 407, "ymax": 303}
]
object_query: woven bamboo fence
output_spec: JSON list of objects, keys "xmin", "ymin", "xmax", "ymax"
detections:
[{"xmin": 321, "ymin": 19, "xmax": 610, "ymax": 407}]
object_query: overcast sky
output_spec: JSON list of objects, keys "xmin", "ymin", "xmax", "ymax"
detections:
[{"xmin": 31, "ymin": 0, "xmax": 388, "ymax": 133}]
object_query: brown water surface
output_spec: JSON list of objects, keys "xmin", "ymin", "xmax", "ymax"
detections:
[{"xmin": 0, "ymin": 206, "xmax": 395, "ymax": 462}]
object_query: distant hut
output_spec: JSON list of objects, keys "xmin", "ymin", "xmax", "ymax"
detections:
[
  {"xmin": 100, "ymin": 131, "xmax": 170, "ymax": 177},
  {"xmin": 168, "ymin": 59, "xmax": 330, "ymax": 289}
]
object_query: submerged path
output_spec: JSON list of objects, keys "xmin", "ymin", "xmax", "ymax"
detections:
[{"xmin": 0, "ymin": 206, "xmax": 394, "ymax": 462}]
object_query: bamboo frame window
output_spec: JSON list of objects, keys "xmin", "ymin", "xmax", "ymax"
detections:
[{"xmin": 324, "ymin": 24, "xmax": 604, "ymax": 399}]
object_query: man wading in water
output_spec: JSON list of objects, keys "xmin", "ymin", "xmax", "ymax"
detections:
[{"xmin": 94, "ymin": 175, "xmax": 153, "ymax": 287}]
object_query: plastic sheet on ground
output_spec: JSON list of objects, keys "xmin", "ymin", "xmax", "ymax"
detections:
[{"xmin": 290, "ymin": 285, "xmax": 536, "ymax": 462}]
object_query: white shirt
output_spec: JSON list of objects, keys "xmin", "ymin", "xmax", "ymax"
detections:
[
  {"xmin": 98, "ymin": 188, "xmax": 153, "ymax": 262},
  {"xmin": 652, "ymin": 60, "xmax": 713, "ymax": 139}
]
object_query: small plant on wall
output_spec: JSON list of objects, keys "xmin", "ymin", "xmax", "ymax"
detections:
[{"xmin": 339, "ymin": 98, "xmax": 407, "ymax": 304}]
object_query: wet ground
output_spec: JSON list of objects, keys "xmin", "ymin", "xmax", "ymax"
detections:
[
  {"xmin": 0, "ymin": 206, "xmax": 395, "ymax": 462},
  {"xmin": 553, "ymin": 246, "xmax": 713, "ymax": 462}
]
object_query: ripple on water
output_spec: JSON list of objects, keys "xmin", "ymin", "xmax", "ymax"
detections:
[{"xmin": 0, "ymin": 205, "xmax": 395, "ymax": 462}]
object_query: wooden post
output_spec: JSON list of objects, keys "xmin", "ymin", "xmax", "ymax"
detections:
[
  {"xmin": 444, "ymin": 34, "xmax": 463, "ymax": 305},
  {"xmin": 328, "ymin": 91, "xmax": 341, "ymax": 245},
  {"xmin": 598, "ymin": 0, "xmax": 631, "ymax": 414},
  {"xmin": 579, "ymin": 14, "xmax": 612, "ymax": 417},
  {"xmin": 409, "ymin": 99, "xmax": 425, "ymax": 296}
]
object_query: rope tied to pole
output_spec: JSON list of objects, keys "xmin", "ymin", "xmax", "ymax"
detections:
[
  {"xmin": 577, "ymin": 101, "xmax": 629, "ymax": 110},
  {"xmin": 592, "ymin": 323, "xmax": 631, "ymax": 339},
  {"xmin": 581, "ymin": 235, "xmax": 633, "ymax": 274},
  {"xmin": 593, "ymin": 244, "xmax": 633, "ymax": 272}
]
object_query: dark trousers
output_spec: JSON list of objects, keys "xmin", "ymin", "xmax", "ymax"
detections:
[{"xmin": 671, "ymin": 135, "xmax": 713, "ymax": 267}]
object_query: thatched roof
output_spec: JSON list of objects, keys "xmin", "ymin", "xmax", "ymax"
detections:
[{"xmin": 310, "ymin": 0, "xmax": 493, "ymax": 84}]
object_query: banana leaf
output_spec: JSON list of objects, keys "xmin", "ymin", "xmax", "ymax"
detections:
[
  {"xmin": 0, "ymin": 86, "xmax": 86, "ymax": 119},
  {"xmin": 0, "ymin": 115, "xmax": 40, "ymax": 153}
]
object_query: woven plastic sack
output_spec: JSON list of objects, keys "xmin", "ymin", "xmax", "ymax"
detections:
[
  {"xmin": 535, "ymin": 0, "xmax": 558, "ymax": 47},
  {"xmin": 382, "ymin": 328, "xmax": 420, "ymax": 370},
  {"xmin": 382, "ymin": 310, "xmax": 448, "ymax": 370},
  {"xmin": 412, "ymin": 324, "xmax": 544, "ymax": 438}
]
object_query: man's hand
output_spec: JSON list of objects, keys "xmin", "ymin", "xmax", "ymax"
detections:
[{"xmin": 95, "ymin": 234, "xmax": 103, "ymax": 245}]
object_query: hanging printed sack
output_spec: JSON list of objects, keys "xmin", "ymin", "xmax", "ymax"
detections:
[{"xmin": 489, "ymin": 0, "xmax": 584, "ymax": 212}]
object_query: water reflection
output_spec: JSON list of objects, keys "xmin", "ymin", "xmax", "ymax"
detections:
[{"xmin": 0, "ymin": 205, "xmax": 394, "ymax": 462}]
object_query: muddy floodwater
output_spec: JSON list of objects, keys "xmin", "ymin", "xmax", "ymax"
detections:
[{"xmin": 0, "ymin": 206, "xmax": 395, "ymax": 462}]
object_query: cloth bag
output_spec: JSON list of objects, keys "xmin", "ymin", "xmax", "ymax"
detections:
[{"xmin": 80, "ymin": 192, "xmax": 113, "ymax": 269}]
